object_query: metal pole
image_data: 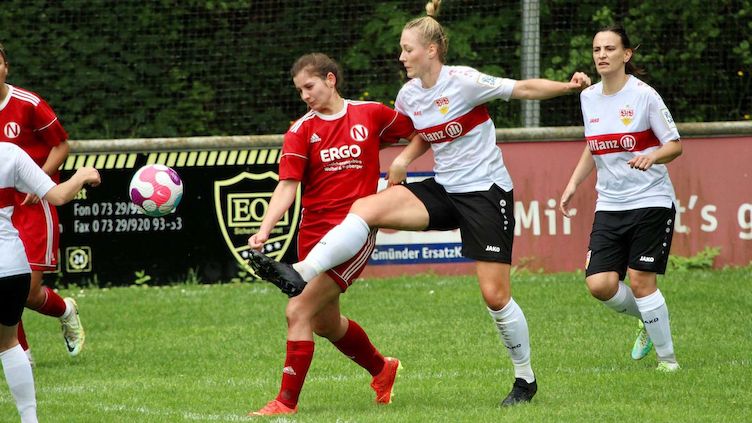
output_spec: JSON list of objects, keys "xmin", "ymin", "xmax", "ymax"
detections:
[{"xmin": 521, "ymin": 0, "xmax": 541, "ymax": 127}]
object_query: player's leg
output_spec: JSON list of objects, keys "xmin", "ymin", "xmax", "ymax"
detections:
[
  {"xmin": 250, "ymin": 274, "xmax": 341, "ymax": 416},
  {"xmin": 27, "ymin": 273, "xmax": 85, "ymax": 358},
  {"xmin": 585, "ymin": 210, "xmax": 652, "ymax": 359},
  {"xmin": 586, "ymin": 270, "xmax": 653, "ymax": 360},
  {"xmin": 1, "ymin": 274, "xmax": 37, "ymax": 423},
  {"xmin": 292, "ymin": 184, "xmax": 430, "ymax": 281},
  {"xmin": 628, "ymin": 268, "xmax": 677, "ymax": 370},
  {"xmin": 452, "ymin": 185, "xmax": 536, "ymax": 405},
  {"xmin": 477, "ymin": 261, "xmax": 537, "ymax": 406},
  {"xmin": 312, "ymin": 255, "xmax": 401, "ymax": 404},
  {"xmin": 15, "ymin": 201, "xmax": 84, "ymax": 356},
  {"xmin": 16, "ymin": 320, "xmax": 31, "ymax": 364},
  {"xmin": 248, "ymin": 184, "xmax": 428, "ymax": 290},
  {"xmin": 627, "ymin": 206, "xmax": 679, "ymax": 371}
]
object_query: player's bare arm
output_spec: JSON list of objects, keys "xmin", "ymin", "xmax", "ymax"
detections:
[
  {"xmin": 248, "ymin": 179, "xmax": 300, "ymax": 250},
  {"xmin": 22, "ymin": 140, "xmax": 71, "ymax": 205},
  {"xmin": 560, "ymin": 147, "xmax": 595, "ymax": 218},
  {"xmin": 44, "ymin": 167, "xmax": 100, "ymax": 206},
  {"xmin": 386, "ymin": 133, "xmax": 429, "ymax": 186},
  {"xmin": 511, "ymin": 72, "xmax": 591, "ymax": 100}
]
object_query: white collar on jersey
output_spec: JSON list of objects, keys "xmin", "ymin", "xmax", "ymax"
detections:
[{"xmin": 313, "ymin": 99, "xmax": 348, "ymax": 121}]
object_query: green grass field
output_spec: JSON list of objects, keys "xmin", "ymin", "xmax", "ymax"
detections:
[{"xmin": 2, "ymin": 268, "xmax": 751, "ymax": 422}]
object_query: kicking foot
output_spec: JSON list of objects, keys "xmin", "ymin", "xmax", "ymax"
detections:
[{"xmin": 248, "ymin": 250, "xmax": 307, "ymax": 297}]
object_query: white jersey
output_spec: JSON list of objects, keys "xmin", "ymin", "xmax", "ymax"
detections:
[
  {"xmin": 581, "ymin": 76, "xmax": 680, "ymax": 211},
  {"xmin": 395, "ymin": 65, "xmax": 516, "ymax": 193},
  {"xmin": 0, "ymin": 142, "xmax": 55, "ymax": 277}
]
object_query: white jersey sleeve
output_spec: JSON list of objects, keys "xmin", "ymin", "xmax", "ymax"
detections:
[
  {"xmin": 647, "ymin": 89, "xmax": 680, "ymax": 144},
  {"xmin": 452, "ymin": 66, "xmax": 516, "ymax": 106},
  {"xmin": 14, "ymin": 145, "xmax": 56, "ymax": 198}
]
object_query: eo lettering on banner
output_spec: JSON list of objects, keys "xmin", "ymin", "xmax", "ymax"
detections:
[{"xmin": 214, "ymin": 171, "xmax": 301, "ymax": 274}]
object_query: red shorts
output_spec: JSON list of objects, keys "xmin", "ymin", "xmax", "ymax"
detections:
[
  {"xmin": 12, "ymin": 196, "xmax": 59, "ymax": 271},
  {"xmin": 298, "ymin": 212, "xmax": 375, "ymax": 292}
]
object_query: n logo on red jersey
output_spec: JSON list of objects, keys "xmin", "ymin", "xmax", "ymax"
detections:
[
  {"xmin": 350, "ymin": 124, "xmax": 368, "ymax": 142},
  {"xmin": 4, "ymin": 122, "xmax": 21, "ymax": 139}
]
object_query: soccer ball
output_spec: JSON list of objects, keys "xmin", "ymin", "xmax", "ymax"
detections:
[{"xmin": 129, "ymin": 164, "xmax": 183, "ymax": 217}]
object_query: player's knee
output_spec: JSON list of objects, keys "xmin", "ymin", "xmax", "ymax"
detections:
[
  {"xmin": 350, "ymin": 199, "xmax": 375, "ymax": 224},
  {"xmin": 482, "ymin": 289, "xmax": 511, "ymax": 311},
  {"xmin": 284, "ymin": 302, "xmax": 307, "ymax": 326},
  {"xmin": 585, "ymin": 276, "xmax": 616, "ymax": 300},
  {"xmin": 626, "ymin": 270, "xmax": 656, "ymax": 297}
]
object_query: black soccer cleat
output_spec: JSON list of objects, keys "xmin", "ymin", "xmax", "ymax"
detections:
[
  {"xmin": 248, "ymin": 250, "xmax": 307, "ymax": 297},
  {"xmin": 500, "ymin": 377, "xmax": 537, "ymax": 407}
]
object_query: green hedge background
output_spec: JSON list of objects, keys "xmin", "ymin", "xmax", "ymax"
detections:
[{"xmin": 1, "ymin": 1, "xmax": 750, "ymax": 140}]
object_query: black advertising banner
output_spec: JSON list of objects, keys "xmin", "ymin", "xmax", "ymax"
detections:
[{"xmin": 55, "ymin": 148, "xmax": 301, "ymax": 286}]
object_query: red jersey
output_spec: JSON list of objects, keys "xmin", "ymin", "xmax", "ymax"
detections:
[
  {"xmin": 0, "ymin": 84, "xmax": 68, "ymax": 180},
  {"xmin": 280, "ymin": 100, "xmax": 414, "ymax": 216}
]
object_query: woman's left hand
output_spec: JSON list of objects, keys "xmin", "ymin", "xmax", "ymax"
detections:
[
  {"xmin": 21, "ymin": 193, "xmax": 40, "ymax": 205},
  {"xmin": 627, "ymin": 154, "xmax": 656, "ymax": 171}
]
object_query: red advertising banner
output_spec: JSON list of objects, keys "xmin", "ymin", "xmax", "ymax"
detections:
[{"xmin": 364, "ymin": 136, "xmax": 751, "ymax": 276}]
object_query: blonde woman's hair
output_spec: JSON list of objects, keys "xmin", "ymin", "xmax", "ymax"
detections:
[{"xmin": 403, "ymin": 0, "xmax": 448, "ymax": 63}]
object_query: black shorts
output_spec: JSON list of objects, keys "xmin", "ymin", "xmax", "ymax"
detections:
[
  {"xmin": 405, "ymin": 178, "xmax": 514, "ymax": 263},
  {"xmin": 585, "ymin": 206, "xmax": 676, "ymax": 280},
  {"xmin": 0, "ymin": 273, "xmax": 31, "ymax": 326}
]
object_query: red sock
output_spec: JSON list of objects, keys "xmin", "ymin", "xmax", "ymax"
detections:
[
  {"xmin": 17, "ymin": 320, "xmax": 29, "ymax": 350},
  {"xmin": 275, "ymin": 340, "xmax": 314, "ymax": 409},
  {"xmin": 332, "ymin": 319, "xmax": 385, "ymax": 376},
  {"xmin": 35, "ymin": 287, "xmax": 67, "ymax": 317}
]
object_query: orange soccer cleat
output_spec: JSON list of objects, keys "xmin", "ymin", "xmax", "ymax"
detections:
[
  {"xmin": 248, "ymin": 399, "xmax": 298, "ymax": 417},
  {"xmin": 370, "ymin": 357, "xmax": 402, "ymax": 404}
]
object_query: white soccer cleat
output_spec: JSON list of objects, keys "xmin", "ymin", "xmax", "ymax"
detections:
[
  {"xmin": 631, "ymin": 320, "xmax": 653, "ymax": 360},
  {"xmin": 60, "ymin": 297, "xmax": 85, "ymax": 357},
  {"xmin": 656, "ymin": 361, "xmax": 680, "ymax": 372}
]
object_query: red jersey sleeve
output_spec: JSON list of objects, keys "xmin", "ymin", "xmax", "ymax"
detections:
[
  {"xmin": 278, "ymin": 125, "xmax": 309, "ymax": 181},
  {"xmin": 33, "ymin": 99, "xmax": 68, "ymax": 147},
  {"xmin": 377, "ymin": 104, "xmax": 415, "ymax": 144}
]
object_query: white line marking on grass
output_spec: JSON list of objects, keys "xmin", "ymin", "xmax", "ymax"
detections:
[{"xmin": 36, "ymin": 400, "xmax": 253, "ymax": 422}]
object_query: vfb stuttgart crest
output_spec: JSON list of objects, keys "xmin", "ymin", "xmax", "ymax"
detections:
[
  {"xmin": 214, "ymin": 172, "xmax": 301, "ymax": 274},
  {"xmin": 619, "ymin": 105, "xmax": 635, "ymax": 126}
]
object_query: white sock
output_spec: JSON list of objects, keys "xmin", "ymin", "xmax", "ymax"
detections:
[
  {"xmin": 296, "ymin": 213, "xmax": 370, "ymax": 282},
  {"xmin": 488, "ymin": 298, "xmax": 534, "ymax": 383},
  {"xmin": 61, "ymin": 299, "xmax": 73, "ymax": 320},
  {"xmin": 1, "ymin": 344, "xmax": 38, "ymax": 423},
  {"xmin": 635, "ymin": 289, "xmax": 676, "ymax": 363},
  {"xmin": 601, "ymin": 281, "xmax": 641, "ymax": 318}
]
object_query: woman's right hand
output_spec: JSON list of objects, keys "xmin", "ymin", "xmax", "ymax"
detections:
[
  {"xmin": 386, "ymin": 159, "xmax": 408, "ymax": 186},
  {"xmin": 248, "ymin": 232, "xmax": 269, "ymax": 251},
  {"xmin": 559, "ymin": 183, "xmax": 577, "ymax": 218}
]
